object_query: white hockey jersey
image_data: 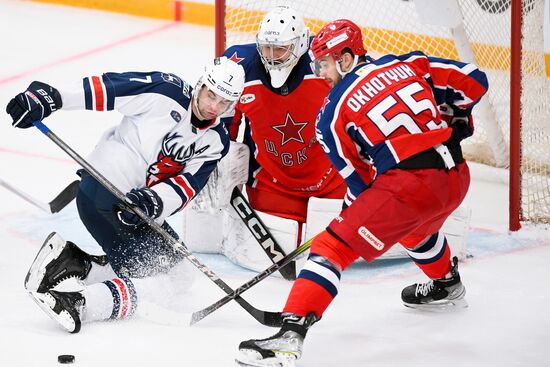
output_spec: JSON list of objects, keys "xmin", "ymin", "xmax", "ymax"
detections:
[{"xmin": 58, "ymin": 71, "xmax": 230, "ymax": 222}]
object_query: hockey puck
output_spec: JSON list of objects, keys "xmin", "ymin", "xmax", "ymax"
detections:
[{"xmin": 58, "ymin": 355, "xmax": 75, "ymax": 364}]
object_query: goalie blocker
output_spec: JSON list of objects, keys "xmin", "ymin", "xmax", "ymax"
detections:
[{"xmin": 182, "ymin": 142, "xmax": 470, "ymax": 275}]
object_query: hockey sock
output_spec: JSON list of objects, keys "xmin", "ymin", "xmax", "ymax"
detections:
[
  {"xmin": 81, "ymin": 282, "xmax": 115, "ymax": 322},
  {"xmin": 283, "ymin": 230, "xmax": 358, "ymax": 318},
  {"xmin": 403, "ymin": 232, "xmax": 452, "ymax": 279},
  {"xmin": 99, "ymin": 277, "xmax": 138, "ymax": 321},
  {"xmin": 84, "ymin": 261, "xmax": 117, "ymax": 285}
]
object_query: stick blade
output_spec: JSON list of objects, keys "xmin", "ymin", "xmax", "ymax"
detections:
[{"xmin": 49, "ymin": 180, "xmax": 80, "ymax": 213}]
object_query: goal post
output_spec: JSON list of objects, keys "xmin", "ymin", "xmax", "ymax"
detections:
[
  {"xmin": 510, "ymin": 0, "xmax": 522, "ymax": 231},
  {"xmin": 214, "ymin": 0, "xmax": 550, "ymax": 231}
]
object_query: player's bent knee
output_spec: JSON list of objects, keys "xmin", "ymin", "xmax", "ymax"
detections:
[{"xmin": 311, "ymin": 230, "xmax": 358, "ymax": 270}]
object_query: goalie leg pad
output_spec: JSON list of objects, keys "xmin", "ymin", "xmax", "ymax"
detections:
[
  {"xmin": 389, "ymin": 204, "xmax": 471, "ymax": 260},
  {"xmin": 304, "ymin": 197, "xmax": 344, "ymax": 241},
  {"xmin": 192, "ymin": 141, "xmax": 249, "ymax": 212},
  {"xmin": 223, "ymin": 208, "xmax": 300, "ymax": 275},
  {"xmin": 181, "ymin": 204, "xmax": 224, "ymax": 253}
]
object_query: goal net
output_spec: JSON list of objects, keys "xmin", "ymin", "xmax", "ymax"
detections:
[{"xmin": 216, "ymin": 0, "xmax": 550, "ymax": 229}]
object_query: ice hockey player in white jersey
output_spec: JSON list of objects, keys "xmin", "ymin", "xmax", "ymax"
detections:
[{"xmin": 5, "ymin": 56, "xmax": 245, "ymax": 333}]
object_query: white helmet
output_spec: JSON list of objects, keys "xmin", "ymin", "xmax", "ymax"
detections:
[
  {"xmin": 193, "ymin": 56, "xmax": 245, "ymax": 118},
  {"xmin": 256, "ymin": 6, "xmax": 310, "ymax": 88}
]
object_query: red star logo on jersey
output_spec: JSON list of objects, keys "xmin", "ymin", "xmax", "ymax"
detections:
[
  {"xmin": 272, "ymin": 112, "xmax": 308, "ymax": 146},
  {"xmin": 228, "ymin": 51, "xmax": 244, "ymax": 64}
]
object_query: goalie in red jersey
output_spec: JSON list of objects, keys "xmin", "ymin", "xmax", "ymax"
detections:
[
  {"xmin": 236, "ymin": 18, "xmax": 488, "ymax": 367},
  {"xmin": 182, "ymin": 6, "xmax": 346, "ymax": 278}
]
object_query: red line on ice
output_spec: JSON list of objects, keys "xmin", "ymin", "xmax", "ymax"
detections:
[{"xmin": 0, "ymin": 22, "xmax": 178, "ymax": 85}]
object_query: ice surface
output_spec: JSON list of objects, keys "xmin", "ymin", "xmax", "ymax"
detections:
[{"xmin": 0, "ymin": 1, "xmax": 549, "ymax": 366}]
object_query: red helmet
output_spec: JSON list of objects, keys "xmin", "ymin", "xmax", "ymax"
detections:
[{"xmin": 310, "ymin": 19, "xmax": 367, "ymax": 61}]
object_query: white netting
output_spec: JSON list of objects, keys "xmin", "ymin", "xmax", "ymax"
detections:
[{"xmin": 221, "ymin": 0, "xmax": 550, "ymax": 224}]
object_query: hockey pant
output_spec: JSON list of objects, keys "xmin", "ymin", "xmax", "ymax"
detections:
[
  {"xmin": 76, "ymin": 171, "xmax": 184, "ymax": 278},
  {"xmin": 283, "ymin": 163, "xmax": 470, "ymax": 318}
]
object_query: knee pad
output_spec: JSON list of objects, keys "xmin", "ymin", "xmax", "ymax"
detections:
[{"xmin": 310, "ymin": 230, "xmax": 358, "ymax": 271}]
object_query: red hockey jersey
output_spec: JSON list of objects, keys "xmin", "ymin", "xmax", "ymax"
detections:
[
  {"xmin": 316, "ymin": 51, "xmax": 488, "ymax": 206},
  {"xmin": 223, "ymin": 44, "xmax": 344, "ymax": 198}
]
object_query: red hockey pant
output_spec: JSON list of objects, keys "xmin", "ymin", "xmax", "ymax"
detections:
[{"xmin": 283, "ymin": 163, "xmax": 470, "ymax": 318}]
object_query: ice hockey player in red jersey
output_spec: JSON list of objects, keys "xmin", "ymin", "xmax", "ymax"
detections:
[
  {"xmin": 6, "ymin": 57, "xmax": 245, "ymax": 333},
  {"xmin": 236, "ymin": 19, "xmax": 488, "ymax": 366},
  {"xmin": 222, "ymin": 6, "xmax": 345, "ymax": 222},
  {"xmin": 183, "ymin": 6, "xmax": 346, "ymax": 278}
]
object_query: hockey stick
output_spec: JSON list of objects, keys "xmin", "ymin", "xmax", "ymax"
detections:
[
  {"xmin": 230, "ymin": 187, "xmax": 296, "ymax": 280},
  {"xmin": 31, "ymin": 120, "xmax": 281, "ymax": 327},
  {"xmin": 0, "ymin": 177, "xmax": 79, "ymax": 213},
  {"xmin": 190, "ymin": 236, "xmax": 314, "ymax": 326},
  {"xmin": 49, "ymin": 180, "xmax": 80, "ymax": 213}
]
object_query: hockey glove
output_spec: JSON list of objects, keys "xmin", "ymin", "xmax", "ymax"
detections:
[
  {"xmin": 117, "ymin": 188, "xmax": 164, "ymax": 226},
  {"xmin": 6, "ymin": 81, "xmax": 62, "ymax": 129},
  {"xmin": 450, "ymin": 106, "xmax": 474, "ymax": 141},
  {"xmin": 439, "ymin": 104, "xmax": 474, "ymax": 141}
]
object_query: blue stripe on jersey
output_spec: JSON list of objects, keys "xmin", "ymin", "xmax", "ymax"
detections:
[
  {"xmin": 344, "ymin": 171, "xmax": 369, "ymax": 199},
  {"xmin": 369, "ymin": 141, "xmax": 399, "ymax": 174},
  {"xmin": 83, "ymin": 78, "xmax": 92, "ymax": 110},
  {"xmin": 426, "ymin": 55, "xmax": 488, "ymax": 110},
  {"xmin": 102, "ymin": 71, "xmax": 192, "ymax": 110},
  {"xmin": 240, "ymin": 116, "xmax": 262, "ymax": 185},
  {"xmin": 102, "ymin": 75, "xmax": 116, "ymax": 111},
  {"xmin": 164, "ymin": 179, "xmax": 189, "ymax": 214},
  {"xmin": 163, "ymin": 123, "xmax": 229, "ymax": 214},
  {"xmin": 299, "ymin": 270, "xmax": 338, "ymax": 298},
  {"xmin": 316, "ymin": 80, "xmax": 359, "ymax": 161},
  {"xmin": 346, "ymin": 123, "xmax": 371, "ymax": 150}
]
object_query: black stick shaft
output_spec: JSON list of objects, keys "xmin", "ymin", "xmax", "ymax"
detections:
[{"xmin": 191, "ymin": 237, "xmax": 313, "ymax": 325}]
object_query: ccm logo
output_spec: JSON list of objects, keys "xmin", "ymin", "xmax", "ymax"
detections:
[
  {"xmin": 357, "ymin": 226, "xmax": 384, "ymax": 251},
  {"xmin": 232, "ymin": 196, "xmax": 285, "ymax": 262}
]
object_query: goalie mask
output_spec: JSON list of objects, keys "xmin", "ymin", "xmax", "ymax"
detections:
[
  {"xmin": 256, "ymin": 6, "xmax": 310, "ymax": 88},
  {"xmin": 193, "ymin": 56, "xmax": 245, "ymax": 121}
]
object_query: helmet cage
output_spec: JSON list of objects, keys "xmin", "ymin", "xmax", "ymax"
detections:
[{"xmin": 256, "ymin": 36, "xmax": 300, "ymax": 71}]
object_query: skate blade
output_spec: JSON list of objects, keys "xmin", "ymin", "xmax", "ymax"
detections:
[
  {"xmin": 29, "ymin": 292, "xmax": 78, "ymax": 333},
  {"xmin": 235, "ymin": 349, "xmax": 295, "ymax": 367},
  {"xmin": 235, "ymin": 358, "xmax": 284, "ymax": 367},
  {"xmin": 403, "ymin": 297, "xmax": 468, "ymax": 311},
  {"xmin": 24, "ymin": 232, "xmax": 66, "ymax": 292}
]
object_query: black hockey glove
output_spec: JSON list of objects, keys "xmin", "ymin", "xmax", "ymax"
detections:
[
  {"xmin": 6, "ymin": 81, "xmax": 62, "ymax": 129},
  {"xmin": 116, "ymin": 188, "xmax": 164, "ymax": 226},
  {"xmin": 450, "ymin": 106, "xmax": 474, "ymax": 140}
]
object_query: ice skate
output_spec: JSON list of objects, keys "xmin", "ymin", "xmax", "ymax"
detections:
[
  {"xmin": 401, "ymin": 256, "xmax": 467, "ymax": 310},
  {"xmin": 25, "ymin": 232, "xmax": 107, "ymax": 293},
  {"xmin": 30, "ymin": 290, "xmax": 85, "ymax": 333},
  {"xmin": 236, "ymin": 313, "xmax": 317, "ymax": 367}
]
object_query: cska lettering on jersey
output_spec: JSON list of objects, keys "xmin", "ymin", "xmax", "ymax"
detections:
[
  {"xmin": 221, "ymin": 43, "xmax": 342, "ymax": 194},
  {"xmin": 317, "ymin": 51, "xmax": 488, "ymax": 202}
]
